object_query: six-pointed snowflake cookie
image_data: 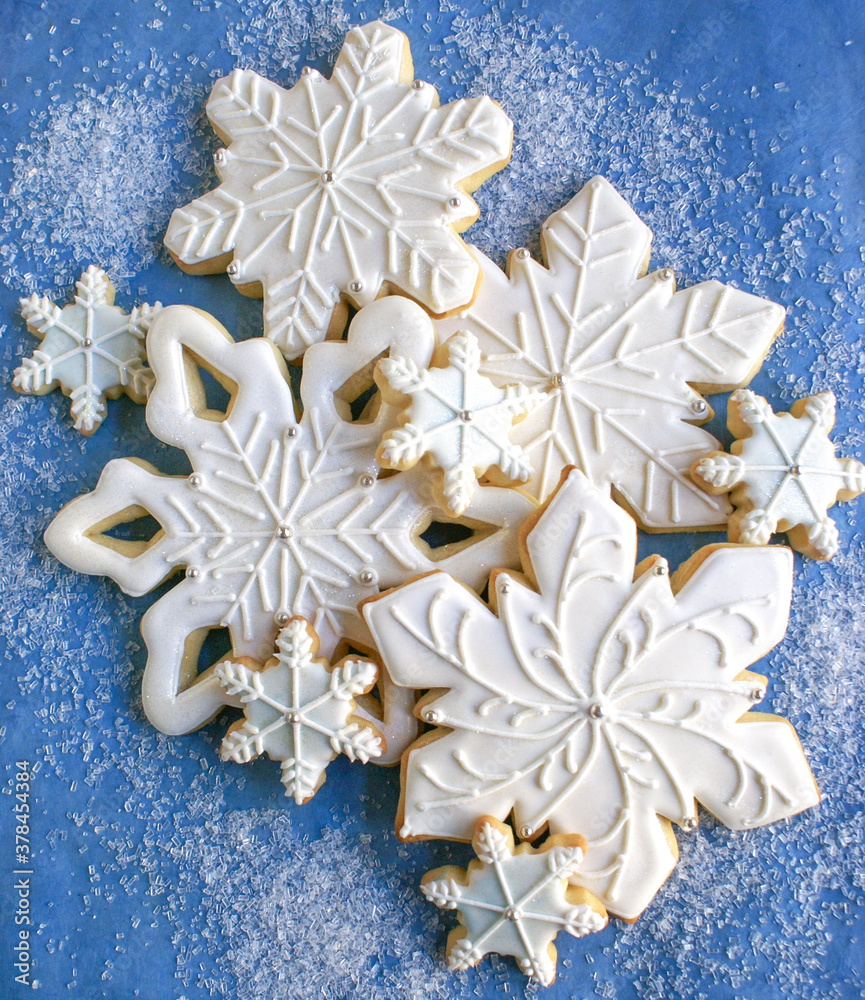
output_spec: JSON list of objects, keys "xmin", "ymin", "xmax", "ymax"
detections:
[
  {"xmin": 44, "ymin": 297, "xmax": 533, "ymax": 749},
  {"xmin": 421, "ymin": 816, "xmax": 607, "ymax": 986},
  {"xmin": 364, "ymin": 467, "xmax": 819, "ymax": 919},
  {"xmin": 433, "ymin": 176, "xmax": 786, "ymax": 529},
  {"xmin": 216, "ymin": 617, "xmax": 383, "ymax": 803},
  {"xmin": 12, "ymin": 265, "xmax": 161, "ymax": 434},
  {"xmin": 691, "ymin": 389, "xmax": 865, "ymax": 560},
  {"xmin": 376, "ymin": 330, "xmax": 544, "ymax": 515},
  {"xmin": 164, "ymin": 21, "xmax": 513, "ymax": 361}
]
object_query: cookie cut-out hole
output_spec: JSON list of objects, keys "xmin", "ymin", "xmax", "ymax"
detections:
[
  {"xmin": 103, "ymin": 513, "xmax": 162, "ymax": 544},
  {"xmin": 334, "ymin": 348, "xmax": 385, "ymax": 424},
  {"xmin": 179, "ymin": 626, "xmax": 234, "ymax": 694},
  {"xmin": 421, "ymin": 521, "xmax": 475, "ymax": 548},
  {"xmin": 418, "ymin": 519, "xmax": 496, "ymax": 560},
  {"xmin": 182, "ymin": 347, "xmax": 238, "ymax": 422},
  {"xmin": 87, "ymin": 504, "xmax": 164, "ymax": 558},
  {"xmin": 199, "ymin": 627, "xmax": 233, "ymax": 676}
]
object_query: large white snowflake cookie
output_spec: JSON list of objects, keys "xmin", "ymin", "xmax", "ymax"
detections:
[
  {"xmin": 44, "ymin": 297, "xmax": 534, "ymax": 752},
  {"xmin": 216, "ymin": 617, "xmax": 383, "ymax": 803},
  {"xmin": 12, "ymin": 265, "xmax": 161, "ymax": 434},
  {"xmin": 421, "ymin": 815, "xmax": 607, "ymax": 986},
  {"xmin": 164, "ymin": 21, "xmax": 513, "ymax": 361},
  {"xmin": 691, "ymin": 389, "xmax": 865, "ymax": 560},
  {"xmin": 376, "ymin": 330, "xmax": 544, "ymax": 515},
  {"xmin": 363, "ymin": 467, "xmax": 819, "ymax": 919},
  {"xmin": 434, "ymin": 176, "xmax": 786, "ymax": 529}
]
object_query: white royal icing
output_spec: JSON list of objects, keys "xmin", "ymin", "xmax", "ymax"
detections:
[
  {"xmin": 12, "ymin": 265, "xmax": 161, "ymax": 434},
  {"xmin": 421, "ymin": 816, "xmax": 607, "ymax": 986},
  {"xmin": 433, "ymin": 176, "xmax": 786, "ymax": 529},
  {"xmin": 216, "ymin": 617, "xmax": 383, "ymax": 803},
  {"xmin": 364, "ymin": 468, "xmax": 819, "ymax": 920},
  {"xmin": 376, "ymin": 330, "xmax": 544, "ymax": 516},
  {"xmin": 692, "ymin": 389, "xmax": 865, "ymax": 559},
  {"xmin": 44, "ymin": 298, "xmax": 534, "ymax": 748},
  {"xmin": 165, "ymin": 21, "xmax": 513, "ymax": 361}
]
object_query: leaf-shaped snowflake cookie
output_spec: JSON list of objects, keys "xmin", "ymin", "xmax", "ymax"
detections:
[
  {"xmin": 421, "ymin": 816, "xmax": 607, "ymax": 986},
  {"xmin": 216, "ymin": 617, "xmax": 383, "ymax": 803},
  {"xmin": 433, "ymin": 176, "xmax": 786, "ymax": 529},
  {"xmin": 12, "ymin": 265, "xmax": 161, "ymax": 434},
  {"xmin": 164, "ymin": 21, "xmax": 513, "ymax": 361},
  {"xmin": 376, "ymin": 330, "xmax": 544, "ymax": 515},
  {"xmin": 44, "ymin": 297, "xmax": 533, "ymax": 751},
  {"xmin": 691, "ymin": 389, "xmax": 865, "ymax": 559},
  {"xmin": 363, "ymin": 468, "xmax": 819, "ymax": 919}
]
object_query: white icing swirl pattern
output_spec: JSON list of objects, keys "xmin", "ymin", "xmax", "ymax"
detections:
[{"xmin": 364, "ymin": 468, "xmax": 819, "ymax": 919}]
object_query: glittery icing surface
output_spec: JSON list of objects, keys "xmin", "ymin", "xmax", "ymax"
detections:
[{"xmin": 1, "ymin": 2, "xmax": 863, "ymax": 998}]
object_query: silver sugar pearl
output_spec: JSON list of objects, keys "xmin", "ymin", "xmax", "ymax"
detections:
[
  {"xmin": 504, "ymin": 907, "xmax": 521, "ymax": 922},
  {"xmin": 275, "ymin": 611, "xmax": 291, "ymax": 626},
  {"xmin": 359, "ymin": 569, "xmax": 376, "ymax": 585},
  {"xmin": 515, "ymin": 247, "xmax": 531, "ymax": 260},
  {"xmin": 499, "ymin": 580, "xmax": 511, "ymax": 594},
  {"xmin": 588, "ymin": 703, "xmax": 604, "ymax": 719},
  {"xmin": 82, "ymin": 338, "xmax": 93, "ymax": 348},
  {"xmin": 321, "ymin": 169, "xmax": 334, "ymax": 183},
  {"xmin": 226, "ymin": 261, "xmax": 239, "ymax": 277},
  {"xmin": 682, "ymin": 816, "xmax": 699, "ymax": 833},
  {"xmin": 691, "ymin": 399, "xmax": 707, "ymax": 414},
  {"xmin": 459, "ymin": 410, "xmax": 473, "ymax": 422},
  {"xmin": 789, "ymin": 464, "xmax": 801, "ymax": 476},
  {"xmin": 213, "ymin": 148, "xmax": 227, "ymax": 165},
  {"xmin": 301, "ymin": 66, "xmax": 314, "ymax": 76},
  {"xmin": 287, "ymin": 426, "xmax": 298, "ymax": 437},
  {"xmin": 448, "ymin": 196, "xmax": 461, "ymax": 209},
  {"xmin": 425, "ymin": 710, "xmax": 440, "ymax": 724},
  {"xmin": 659, "ymin": 268, "xmax": 674, "ymax": 281},
  {"xmin": 277, "ymin": 525, "xmax": 292, "ymax": 539},
  {"xmin": 654, "ymin": 563, "xmax": 668, "ymax": 576},
  {"xmin": 286, "ymin": 711, "xmax": 301, "ymax": 724},
  {"xmin": 359, "ymin": 473, "xmax": 375, "ymax": 488},
  {"xmin": 349, "ymin": 279, "xmax": 363, "ymax": 293},
  {"xmin": 750, "ymin": 687, "xmax": 766, "ymax": 702},
  {"xmin": 186, "ymin": 567, "xmax": 200, "ymax": 579},
  {"xmin": 551, "ymin": 372, "xmax": 568, "ymax": 388},
  {"xmin": 412, "ymin": 79, "xmax": 425, "ymax": 90},
  {"xmin": 519, "ymin": 825, "xmax": 533, "ymax": 840},
  {"xmin": 188, "ymin": 473, "xmax": 203, "ymax": 488}
]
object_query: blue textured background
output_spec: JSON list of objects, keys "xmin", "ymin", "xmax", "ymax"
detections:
[{"xmin": 1, "ymin": 2, "xmax": 863, "ymax": 997}]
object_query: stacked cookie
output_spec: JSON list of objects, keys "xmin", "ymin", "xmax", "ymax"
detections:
[{"xmin": 18, "ymin": 21, "xmax": 862, "ymax": 988}]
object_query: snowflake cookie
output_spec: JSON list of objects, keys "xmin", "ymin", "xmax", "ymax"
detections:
[
  {"xmin": 12, "ymin": 265, "xmax": 161, "ymax": 434},
  {"xmin": 363, "ymin": 468, "xmax": 819, "ymax": 919},
  {"xmin": 433, "ymin": 175, "xmax": 786, "ymax": 529},
  {"xmin": 44, "ymin": 297, "xmax": 533, "ymax": 751},
  {"xmin": 164, "ymin": 21, "xmax": 513, "ymax": 361},
  {"xmin": 376, "ymin": 330, "xmax": 544, "ymax": 515},
  {"xmin": 421, "ymin": 815, "xmax": 607, "ymax": 986},
  {"xmin": 216, "ymin": 617, "xmax": 383, "ymax": 803},
  {"xmin": 691, "ymin": 389, "xmax": 865, "ymax": 560}
]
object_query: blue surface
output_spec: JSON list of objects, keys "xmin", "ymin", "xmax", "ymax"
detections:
[{"xmin": 1, "ymin": 2, "xmax": 864, "ymax": 998}]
